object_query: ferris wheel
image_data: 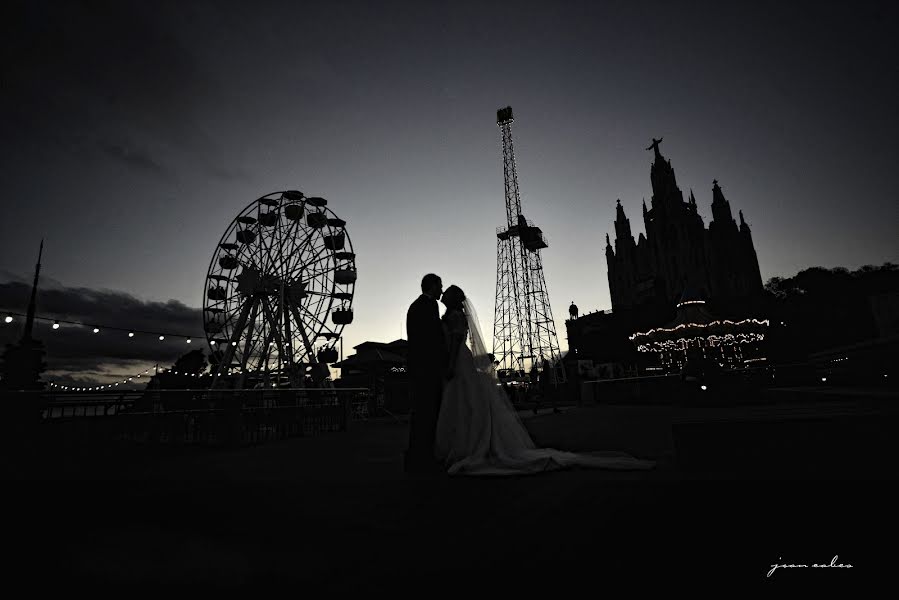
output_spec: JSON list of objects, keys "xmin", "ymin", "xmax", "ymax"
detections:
[{"xmin": 203, "ymin": 190, "xmax": 356, "ymax": 388}]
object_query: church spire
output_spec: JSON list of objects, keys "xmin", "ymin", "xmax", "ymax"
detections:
[
  {"xmin": 647, "ymin": 137, "xmax": 683, "ymax": 211},
  {"xmin": 739, "ymin": 209, "xmax": 751, "ymax": 234},
  {"xmin": 22, "ymin": 239, "xmax": 43, "ymax": 343},
  {"xmin": 710, "ymin": 179, "xmax": 734, "ymax": 225},
  {"xmin": 614, "ymin": 199, "xmax": 634, "ymax": 248}
]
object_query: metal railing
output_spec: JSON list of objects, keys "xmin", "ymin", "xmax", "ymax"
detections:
[
  {"xmin": 577, "ymin": 361, "xmax": 897, "ymax": 405},
  {"xmin": 8, "ymin": 387, "xmax": 372, "ymax": 448}
]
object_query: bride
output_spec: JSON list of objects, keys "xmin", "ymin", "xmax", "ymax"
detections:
[{"xmin": 434, "ymin": 285, "xmax": 655, "ymax": 476}]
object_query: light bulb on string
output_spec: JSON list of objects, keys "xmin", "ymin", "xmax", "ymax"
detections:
[
  {"xmin": 52, "ymin": 321, "xmax": 60, "ymax": 330},
  {"xmin": 186, "ymin": 338, "xmax": 191, "ymax": 344},
  {"xmin": 93, "ymin": 328, "xmax": 100, "ymax": 333},
  {"xmin": 159, "ymin": 335, "xmax": 165, "ymax": 341},
  {"xmin": 4, "ymin": 315, "xmax": 12, "ymax": 323},
  {"xmin": 128, "ymin": 332, "xmax": 134, "ymax": 338}
]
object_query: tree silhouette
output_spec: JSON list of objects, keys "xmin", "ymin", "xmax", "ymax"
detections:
[
  {"xmin": 142, "ymin": 349, "xmax": 210, "ymax": 393},
  {"xmin": 0, "ymin": 339, "xmax": 47, "ymax": 391},
  {"xmin": 171, "ymin": 349, "xmax": 208, "ymax": 375},
  {"xmin": 763, "ymin": 263, "xmax": 899, "ymax": 361}
]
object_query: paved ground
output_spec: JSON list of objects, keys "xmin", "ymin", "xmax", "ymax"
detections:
[{"xmin": 7, "ymin": 391, "xmax": 898, "ymax": 591}]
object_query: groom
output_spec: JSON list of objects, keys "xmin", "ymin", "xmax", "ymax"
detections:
[{"xmin": 404, "ymin": 273, "xmax": 449, "ymax": 474}]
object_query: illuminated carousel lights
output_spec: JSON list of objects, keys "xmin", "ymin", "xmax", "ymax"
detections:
[
  {"xmin": 637, "ymin": 333, "xmax": 765, "ymax": 352},
  {"xmin": 630, "ymin": 318, "xmax": 769, "ymax": 341}
]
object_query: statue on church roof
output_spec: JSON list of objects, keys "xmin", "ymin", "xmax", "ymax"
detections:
[{"xmin": 646, "ymin": 137, "xmax": 664, "ymax": 160}]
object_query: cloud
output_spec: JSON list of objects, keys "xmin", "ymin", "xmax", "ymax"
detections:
[
  {"xmin": 0, "ymin": 278, "xmax": 205, "ymax": 383},
  {"xmin": 2, "ymin": 0, "xmax": 237, "ymax": 180},
  {"xmin": 0, "ymin": 269, "xmax": 66, "ymax": 290},
  {"xmin": 99, "ymin": 142, "xmax": 167, "ymax": 175}
]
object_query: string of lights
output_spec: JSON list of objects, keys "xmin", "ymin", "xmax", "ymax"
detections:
[
  {"xmin": 45, "ymin": 366, "xmax": 252, "ymax": 391},
  {"xmin": 2, "ymin": 311, "xmax": 204, "ymax": 342},
  {"xmin": 635, "ymin": 332, "xmax": 766, "ymax": 352},
  {"xmin": 48, "ymin": 366, "xmax": 160, "ymax": 391},
  {"xmin": 675, "ymin": 300, "xmax": 708, "ymax": 308},
  {"xmin": 44, "ymin": 363, "xmax": 316, "ymax": 391},
  {"xmin": 5, "ymin": 312, "xmax": 338, "ymax": 391},
  {"xmin": 629, "ymin": 318, "xmax": 770, "ymax": 340}
]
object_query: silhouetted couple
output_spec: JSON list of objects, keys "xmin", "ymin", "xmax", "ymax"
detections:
[{"xmin": 405, "ymin": 273, "xmax": 655, "ymax": 476}]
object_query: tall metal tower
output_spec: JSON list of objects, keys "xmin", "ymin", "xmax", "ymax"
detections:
[{"xmin": 492, "ymin": 106, "xmax": 566, "ymax": 384}]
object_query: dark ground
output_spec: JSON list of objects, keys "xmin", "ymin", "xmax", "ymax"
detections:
[{"xmin": 5, "ymin": 387, "xmax": 897, "ymax": 592}]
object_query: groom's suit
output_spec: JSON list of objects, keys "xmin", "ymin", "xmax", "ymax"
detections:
[{"xmin": 405, "ymin": 293, "xmax": 449, "ymax": 472}]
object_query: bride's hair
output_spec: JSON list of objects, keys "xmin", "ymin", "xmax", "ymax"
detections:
[{"xmin": 443, "ymin": 284, "xmax": 465, "ymax": 311}]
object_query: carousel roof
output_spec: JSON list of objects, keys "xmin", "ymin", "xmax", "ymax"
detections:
[
  {"xmin": 630, "ymin": 293, "xmax": 768, "ymax": 343},
  {"xmin": 668, "ymin": 299, "xmax": 716, "ymax": 328}
]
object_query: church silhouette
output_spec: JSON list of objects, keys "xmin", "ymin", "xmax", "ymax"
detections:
[
  {"xmin": 606, "ymin": 138, "xmax": 763, "ymax": 312},
  {"xmin": 566, "ymin": 139, "xmax": 768, "ymax": 375}
]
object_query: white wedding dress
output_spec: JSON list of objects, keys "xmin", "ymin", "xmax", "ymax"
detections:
[{"xmin": 434, "ymin": 299, "xmax": 655, "ymax": 476}]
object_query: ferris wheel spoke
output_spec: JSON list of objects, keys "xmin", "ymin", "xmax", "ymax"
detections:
[
  {"xmin": 259, "ymin": 296, "xmax": 289, "ymax": 373},
  {"xmin": 302, "ymin": 290, "xmax": 339, "ymax": 299},
  {"xmin": 297, "ymin": 252, "xmax": 336, "ymax": 274},
  {"xmin": 270, "ymin": 215, "xmax": 294, "ymax": 281},
  {"xmin": 275, "ymin": 214, "xmax": 307, "ymax": 283},
  {"xmin": 279, "ymin": 231, "xmax": 309, "ymax": 289},
  {"xmin": 272, "ymin": 204, "xmax": 284, "ymax": 281},
  {"xmin": 238, "ymin": 297, "xmax": 261, "ymax": 373},
  {"xmin": 281, "ymin": 291, "xmax": 297, "ymax": 375},
  {"xmin": 258, "ymin": 225, "xmax": 276, "ymax": 276},
  {"xmin": 275, "ymin": 209, "xmax": 301, "ymax": 279},
  {"xmin": 286, "ymin": 298, "xmax": 319, "ymax": 363},
  {"xmin": 256, "ymin": 202, "xmax": 278, "ymax": 275},
  {"xmin": 295, "ymin": 238, "xmax": 334, "ymax": 273},
  {"xmin": 212, "ymin": 295, "xmax": 254, "ymax": 382},
  {"xmin": 283, "ymin": 225, "xmax": 320, "ymax": 281},
  {"xmin": 258, "ymin": 325, "xmax": 278, "ymax": 373},
  {"xmin": 252, "ymin": 302, "xmax": 279, "ymax": 374},
  {"xmin": 297, "ymin": 299, "xmax": 339, "ymax": 341}
]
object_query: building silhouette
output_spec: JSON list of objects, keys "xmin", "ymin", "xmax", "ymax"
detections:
[
  {"xmin": 605, "ymin": 139, "xmax": 763, "ymax": 312},
  {"xmin": 566, "ymin": 139, "xmax": 767, "ymax": 376},
  {"xmin": 333, "ymin": 339, "xmax": 409, "ymax": 414}
]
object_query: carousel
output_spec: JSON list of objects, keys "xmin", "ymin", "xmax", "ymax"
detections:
[{"xmin": 629, "ymin": 289, "xmax": 768, "ymax": 374}]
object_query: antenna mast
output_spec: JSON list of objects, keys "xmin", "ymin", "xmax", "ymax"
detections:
[{"xmin": 492, "ymin": 107, "xmax": 565, "ymax": 385}]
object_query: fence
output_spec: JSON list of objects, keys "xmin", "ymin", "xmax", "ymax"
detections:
[
  {"xmin": 577, "ymin": 361, "xmax": 895, "ymax": 406},
  {"xmin": 8, "ymin": 387, "xmax": 371, "ymax": 448}
]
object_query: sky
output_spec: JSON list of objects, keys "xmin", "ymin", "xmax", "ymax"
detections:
[{"xmin": 1, "ymin": 0, "xmax": 897, "ymax": 386}]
